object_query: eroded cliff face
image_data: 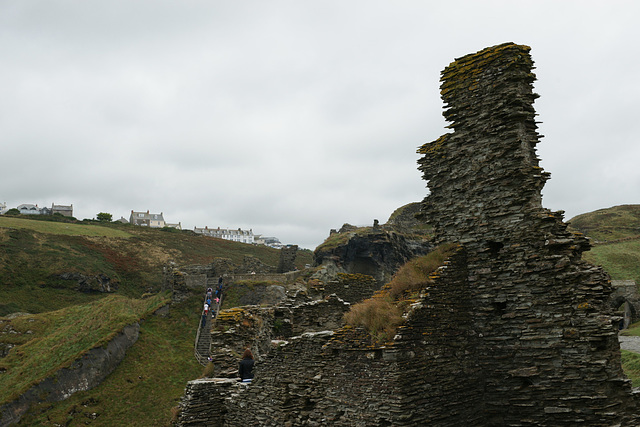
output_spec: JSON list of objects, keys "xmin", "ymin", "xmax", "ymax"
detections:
[{"xmin": 313, "ymin": 225, "xmax": 431, "ymax": 286}]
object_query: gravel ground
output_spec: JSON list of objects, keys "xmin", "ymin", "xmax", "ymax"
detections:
[{"xmin": 618, "ymin": 335, "xmax": 640, "ymax": 354}]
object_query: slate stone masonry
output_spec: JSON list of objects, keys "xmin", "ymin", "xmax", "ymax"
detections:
[{"xmin": 417, "ymin": 42, "xmax": 639, "ymax": 425}]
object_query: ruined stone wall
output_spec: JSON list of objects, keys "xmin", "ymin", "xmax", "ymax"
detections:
[
  {"xmin": 277, "ymin": 245, "xmax": 298, "ymax": 273},
  {"xmin": 177, "ymin": 379, "xmax": 237, "ymax": 426},
  {"xmin": 222, "ymin": 331, "xmax": 401, "ymax": 426},
  {"xmin": 389, "ymin": 247, "xmax": 484, "ymax": 425},
  {"xmin": 417, "ymin": 42, "xmax": 638, "ymax": 424},
  {"xmin": 206, "ymin": 295, "xmax": 350, "ymax": 378},
  {"xmin": 275, "ymin": 294, "xmax": 350, "ymax": 337},
  {"xmin": 319, "ymin": 273, "xmax": 380, "ymax": 304},
  {"xmin": 179, "ymin": 253, "xmax": 476, "ymax": 426}
]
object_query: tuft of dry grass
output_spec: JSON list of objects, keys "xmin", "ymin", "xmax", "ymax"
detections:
[
  {"xmin": 343, "ymin": 296, "xmax": 403, "ymax": 343},
  {"xmin": 344, "ymin": 242, "xmax": 459, "ymax": 343},
  {"xmin": 388, "ymin": 242, "xmax": 458, "ymax": 299}
]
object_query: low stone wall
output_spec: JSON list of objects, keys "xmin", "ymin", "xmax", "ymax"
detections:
[
  {"xmin": 177, "ymin": 379, "xmax": 238, "ymax": 426},
  {"xmin": 206, "ymin": 295, "xmax": 350, "ymax": 378},
  {"xmin": 319, "ymin": 273, "xmax": 380, "ymax": 304},
  {"xmin": 223, "ymin": 331, "xmax": 400, "ymax": 426}
]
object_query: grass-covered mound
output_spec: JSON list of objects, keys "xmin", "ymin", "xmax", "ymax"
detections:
[
  {"xmin": 621, "ymin": 350, "xmax": 640, "ymax": 387},
  {"xmin": 0, "ymin": 293, "xmax": 169, "ymax": 406},
  {"xmin": 569, "ymin": 205, "xmax": 640, "ymax": 242},
  {"xmin": 618, "ymin": 321, "xmax": 640, "ymax": 387}
]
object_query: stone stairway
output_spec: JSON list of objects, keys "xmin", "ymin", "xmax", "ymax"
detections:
[{"xmin": 194, "ymin": 283, "xmax": 223, "ymax": 366}]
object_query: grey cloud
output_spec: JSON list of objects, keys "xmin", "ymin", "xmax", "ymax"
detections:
[{"xmin": 2, "ymin": 1, "xmax": 639, "ymax": 250}]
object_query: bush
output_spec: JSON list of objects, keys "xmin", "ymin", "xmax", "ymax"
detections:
[
  {"xmin": 96, "ymin": 212, "xmax": 112, "ymax": 222},
  {"xmin": 201, "ymin": 361, "xmax": 216, "ymax": 378}
]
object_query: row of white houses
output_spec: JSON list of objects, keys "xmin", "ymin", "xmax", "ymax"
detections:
[
  {"xmin": 127, "ymin": 210, "xmax": 281, "ymax": 247},
  {"xmin": 192, "ymin": 226, "xmax": 282, "ymax": 247},
  {"xmin": 193, "ymin": 226, "xmax": 255, "ymax": 244}
]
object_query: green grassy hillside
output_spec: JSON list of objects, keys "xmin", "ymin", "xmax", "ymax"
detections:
[
  {"xmin": 569, "ymin": 204, "xmax": 640, "ymax": 242},
  {"xmin": 0, "ymin": 294, "xmax": 169, "ymax": 405},
  {"xmin": 0, "ymin": 216, "xmax": 311, "ymax": 316},
  {"xmin": 568, "ymin": 205, "xmax": 640, "ymax": 284},
  {"xmin": 0, "ymin": 215, "xmax": 313, "ymax": 425},
  {"xmin": 15, "ymin": 295, "xmax": 203, "ymax": 426}
]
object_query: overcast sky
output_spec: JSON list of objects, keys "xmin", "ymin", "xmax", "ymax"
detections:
[{"xmin": 1, "ymin": 1, "xmax": 639, "ymax": 249}]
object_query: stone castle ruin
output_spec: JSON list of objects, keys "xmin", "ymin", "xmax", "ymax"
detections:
[{"xmin": 176, "ymin": 43, "xmax": 640, "ymax": 426}]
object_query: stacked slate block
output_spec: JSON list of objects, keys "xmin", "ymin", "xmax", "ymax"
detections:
[
  {"xmin": 417, "ymin": 42, "xmax": 638, "ymax": 425},
  {"xmin": 177, "ymin": 379, "xmax": 237, "ymax": 426}
]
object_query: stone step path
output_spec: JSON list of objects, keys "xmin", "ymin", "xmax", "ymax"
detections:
[{"xmin": 194, "ymin": 286, "xmax": 224, "ymax": 366}]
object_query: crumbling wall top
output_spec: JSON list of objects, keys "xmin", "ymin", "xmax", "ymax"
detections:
[{"xmin": 418, "ymin": 42, "xmax": 551, "ymax": 245}]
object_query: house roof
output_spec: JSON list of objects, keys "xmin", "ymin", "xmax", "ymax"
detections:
[
  {"xmin": 17, "ymin": 204, "xmax": 38, "ymax": 210},
  {"xmin": 130, "ymin": 210, "xmax": 165, "ymax": 221}
]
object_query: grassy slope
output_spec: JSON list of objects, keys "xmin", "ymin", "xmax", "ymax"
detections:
[
  {"xmin": 0, "ymin": 294, "xmax": 169, "ymax": 405},
  {"xmin": 568, "ymin": 205, "xmax": 640, "ymax": 284},
  {"xmin": 582, "ymin": 240, "xmax": 640, "ymax": 285},
  {"xmin": 17, "ymin": 295, "xmax": 203, "ymax": 426},
  {"xmin": 0, "ymin": 216, "xmax": 132, "ymax": 238},
  {"xmin": 0, "ymin": 216, "xmax": 312, "ymax": 425},
  {"xmin": 0, "ymin": 217, "xmax": 312, "ymax": 315},
  {"xmin": 619, "ymin": 323, "xmax": 640, "ymax": 387},
  {"xmin": 569, "ymin": 204, "xmax": 640, "ymax": 242}
]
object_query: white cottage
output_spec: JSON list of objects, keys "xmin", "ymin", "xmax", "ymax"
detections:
[{"xmin": 129, "ymin": 210, "xmax": 166, "ymax": 228}]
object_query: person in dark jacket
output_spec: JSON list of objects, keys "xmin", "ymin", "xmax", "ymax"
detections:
[{"xmin": 238, "ymin": 348, "xmax": 255, "ymax": 381}]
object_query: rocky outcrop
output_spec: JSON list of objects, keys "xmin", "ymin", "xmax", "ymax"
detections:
[
  {"xmin": 385, "ymin": 202, "xmax": 429, "ymax": 234},
  {"xmin": 239, "ymin": 255, "xmax": 276, "ymax": 274},
  {"xmin": 0, "ymin": 323, "xmax": 139, "ymax": 427},
  {"xmin": 313, "ymin": 227, "xmax": 431, "ymax": 286}
]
